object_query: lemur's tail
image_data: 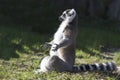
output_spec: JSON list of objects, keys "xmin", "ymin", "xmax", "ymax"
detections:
[{"xmin": 73, "ymin": 62, "xmax": 119, "ymax": 72}]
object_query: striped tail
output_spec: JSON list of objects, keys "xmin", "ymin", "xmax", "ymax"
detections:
[{"xmin": 73, "ymin": 62, "xmax": 117, "ymax": 72}]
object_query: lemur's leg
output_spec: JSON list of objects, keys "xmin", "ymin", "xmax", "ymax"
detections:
[
  {"xmin": 36, "ymin": 56, "xmax": 50, "ymax": 73},
  {"xmin": 37, "ymin": 55, "xmax": 73, "ymax": 73},
  {"xmin": 47, "ymin": 55, "xmax": 73, "ymax": 72}
]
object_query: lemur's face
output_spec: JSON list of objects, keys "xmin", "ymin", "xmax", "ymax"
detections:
[{"xmin": 59, "ymin": 9, "xmax": 76, "ymax": 22}]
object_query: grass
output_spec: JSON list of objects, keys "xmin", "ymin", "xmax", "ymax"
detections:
[{"xmin": 0, "ymin": 18, "xmax": 120, "ymax": 80}]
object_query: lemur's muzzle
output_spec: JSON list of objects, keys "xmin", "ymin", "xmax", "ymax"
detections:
[{"xmin": 59, "ymin": 16, "xmax": 64, "ymax": 21}]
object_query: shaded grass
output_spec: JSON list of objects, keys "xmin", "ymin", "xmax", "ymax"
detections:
[
  {"xmin": 0, "ymin": 26, "xmax": 49, "ymax": 60},
  {"xmin": 77, "ymin": 17, "xmax": 120, "ymax": 54},
  {"xmin": 77, "ymin": 27, "xmax": 120, "ymax": 54}
]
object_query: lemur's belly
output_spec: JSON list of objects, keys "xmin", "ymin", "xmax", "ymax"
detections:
[
  {"xmin": 53, "ymin": 32, "xmax": 63, "ymax": 44},
  {"xmin": 58, "ymin": 45, "xmax": 75, "ymax": 65},
  {"xmin": 50, "ymin": 32, "xmax": 63, "ymax": 56}
]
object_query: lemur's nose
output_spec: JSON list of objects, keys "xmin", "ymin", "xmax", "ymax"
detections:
[{"xmin": 59, "ymin": 16, "xmax": 64, "ymax": 21}]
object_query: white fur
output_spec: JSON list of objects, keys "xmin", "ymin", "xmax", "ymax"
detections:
[
  {"xmin": 108, "ymin": 62, "xmax": 114, "ymax": 70},
  {"xmin": 61, "ymin": 9, "xmax": 76, "ymax": 22},
  {"xmin": 36, "ymin": 9, "xmax": 76, "ymax": 73},
  {"xmin": 68, "ymin": 9, "xmax": 76, "ymax": 22},
  {"xmin": 95, "ymin": 63, "xmax": 101, "ymax": 70},
  {"xmin": 35, "ymin": 56, "xmax": 50, "ymax": 74},
  {"xmin": 102, "ymin": 63, "xmax": 107, "ymax": 71},
  {"xmin": 50, "ymin": 9, "xmax": 76, "ymax": 57},
  {"xmin": 117, "ymin": 67, "xmax": 120, "ymax": 74},
  {"xmin": 50, "ymin": 19, "xmax": 70, "ymax": 57}
]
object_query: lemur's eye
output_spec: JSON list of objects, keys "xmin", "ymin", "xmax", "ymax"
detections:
[
  {"xmin": 68, "ymin": 13, "xmax": 72, "ymax": 16},
  {"xmin": 68, "ymin": 11, "xmax": 74, "ymax": 16},
  {"xmin": 63, "ymin": 14, "xmax": 66, "ymax": 17},
  {"xmin": 66, "ymin": 10, "xmax": 70, "ymax": 13}
]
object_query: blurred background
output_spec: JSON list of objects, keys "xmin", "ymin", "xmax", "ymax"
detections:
[
  {"xmin": 0, "ymin": 0, "xmax": 120, "ymax": 60},
  {"xmin": 0, "ymin": 1, "xmax": 120, "ymax": 79},
  {"xmin": 0, "ymin": 0, "xmax": 120, "ymax": 33}
]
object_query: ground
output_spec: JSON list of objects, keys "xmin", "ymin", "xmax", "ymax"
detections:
[{"xmin": 0, "ymin": 18, "xmax": 120, "ymax": 80}]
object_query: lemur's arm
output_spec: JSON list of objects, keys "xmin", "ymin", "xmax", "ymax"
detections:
[
  {"xmin": 46, "ymin": 40, "xmax": 53, "ymax": 45},
  {"xmin": 58, "ymin": 34, "xmax": 72, "ymax": 48},
  {"xmin": 51, "ymin": 36, "xmax": 72, "ymax": 51},
  {"xmin": 44, "ymin": 40, "xmax": 53, "ymax": 49},
  {"xmin": 52, "ymin": 28, "xmax": 74, "ymax": 51},
  {"xmin": 59, "ymin": 25, "xmax": 75, "ymax": 48}
]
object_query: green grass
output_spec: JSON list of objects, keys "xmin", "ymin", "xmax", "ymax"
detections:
[{"xmin": 0, "ymin": 18, "xmax": 120, "ymax": 80}]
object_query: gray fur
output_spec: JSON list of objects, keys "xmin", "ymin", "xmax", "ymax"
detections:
[{"xmin": 36, "ymin": 9, "xmax": 78, "ymax": 73}]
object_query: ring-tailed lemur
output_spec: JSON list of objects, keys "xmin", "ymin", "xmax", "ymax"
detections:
[{"xmin": 36, "ymin": 9, "xmax": 120, "ymax": 73}]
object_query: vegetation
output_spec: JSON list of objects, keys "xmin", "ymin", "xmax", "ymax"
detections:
[
  {"xmin": 0, "ymin": 0, "xmax": 120, "ymax": 79},
  {"xmin": 0, "ymin": 18, "xmax": 120, "ymax": 80},
  {"xmin": 1, "ymin": 0, "xmax": 120, "ymax": 33}
]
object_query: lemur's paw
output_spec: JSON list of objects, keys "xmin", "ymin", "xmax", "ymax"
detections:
[
  {"xmin": 51, "ymin": 43, "xmax": 59, "ymax": 51},
  {"xmin": 34, "ymin": 69, "xmax": 43, "ymax": 74},
  {"xmin": 43, "ymin": 42, "xmax": 52, "ymax": 50}
]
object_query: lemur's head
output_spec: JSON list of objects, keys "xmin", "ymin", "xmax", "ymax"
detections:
[{"xmin": 59, "ymin": 9, "xmax": 76, "ymax": 22}]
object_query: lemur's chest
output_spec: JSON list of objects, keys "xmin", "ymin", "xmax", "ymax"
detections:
[
  {"xmin": 53, "ymin": 20, "xmax": 69, "ymax": 43},
  {"xmin": 53, "ymin": 31, "xmax": 63, "ymax": 44}
]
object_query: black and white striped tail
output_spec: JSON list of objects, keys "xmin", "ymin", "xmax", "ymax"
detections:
[{"xmin": 73, "ymin": 62, "xmax": 117, "ymax": 72}]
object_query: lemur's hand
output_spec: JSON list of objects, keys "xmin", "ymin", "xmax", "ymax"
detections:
[
  {"xmin": 51, "ymin": 43, "xmax": 59, "ymax": 51},
  {"xmin": 43, "ymin": 42, "xmax": 52, "ymax": 49}
]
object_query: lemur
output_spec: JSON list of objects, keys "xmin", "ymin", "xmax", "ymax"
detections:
[{"xmin": 36, "ymin": 9, "xmax": 120, "ymax": 73}]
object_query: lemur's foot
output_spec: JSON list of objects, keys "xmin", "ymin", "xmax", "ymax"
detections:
[
  {"xmin": 34, "ymin": 69, "xmax": 43, "ymax": 74},
  {"xmin": 116, "ymin": 67, "xmax": 120, "ymax": 74}
]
